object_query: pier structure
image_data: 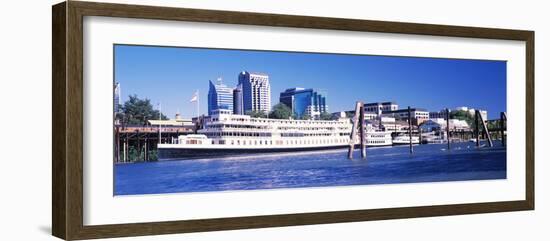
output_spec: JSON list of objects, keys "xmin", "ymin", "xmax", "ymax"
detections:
[
  {"xmin": 476, "ymin": 113, "xmax": 506, "ymax": 143},
  {"xmin": 420, "ymin": 109, "xmax": 506, "ymax": 147},
  {"xmin": 500, "ymin": 112, "xmax": 507, "ymax": 146},
  {"xmin": 115, "ymin": 125, "xmax": 195, "ymax": 163},
  {"xmin": 474, "ymin": 109, "xmax": 493, "ymax": 147}
]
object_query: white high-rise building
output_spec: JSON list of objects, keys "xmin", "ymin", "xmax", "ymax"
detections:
[
  {"xmin": 238, "ymin": 71, "xmax": 271, "ymax": 114},
  {"xmin": 114, "ymin": 82, "xmax": 121, "ymax": 113}
]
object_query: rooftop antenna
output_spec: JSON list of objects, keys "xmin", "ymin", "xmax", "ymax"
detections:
[{"xmin": 217, "ymin": 76, "xmax": 223, "ymax": 85}]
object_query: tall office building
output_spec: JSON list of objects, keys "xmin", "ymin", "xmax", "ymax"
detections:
[
  {"xmin": 233, "ymin": 84, "xmax": 244, "ymax": 115},
  {"xmin": 279, "ymin": 88, "xmax": 328, "ymax": 119},
  {"xmin": 238, "ymin": 71, "xmax": 271, "ymax": 114},
  {"xmin": 114, "ymin": 82, "xmax": 121, "ymax": 113},
  {"xmin": 208, "ymin": 79, "xmax": 234, "ymax": 115}
]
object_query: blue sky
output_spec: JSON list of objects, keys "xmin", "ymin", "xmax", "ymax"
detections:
[{"xmin": 114, "ymin": 44, "xmax": 506, "ymax": 119}]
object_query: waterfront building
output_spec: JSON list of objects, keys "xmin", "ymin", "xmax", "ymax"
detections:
[
  {"xmin": 431, "ymin": 107, "xmax": 489, "ymax": 121},
  {"xmin": 208, "ymin": 79, "xmax": 234, "ymax": 115},
  {"xmin": 114, "ymin": 82, "xmax": 121, "ymax": 113},
  {"xmin": 420, "ymin": 118, "xmax": 471, "ymax": 132},
  {"xmin": 449, "ymin": 119, "xmax": 471, "ymax": 131},
  {"xmin": 479, "ymin": 110, "xmax": 488, "ymax": 120},
  {"xmin": 380, "ymin": 117, "xmax": 395, "ymax": 123},
  {"xmin": 429, "ymin": 109, "xmax": 448, "ymax": 119},
  {"xmin": 148, "ymin": 112, "xmax": 194, "ymax": 127},
  {"xmin": 381, "ymin": 119, "xmax": 410, "ymax": 132},
  {"xmin": 339, "ymin": 111, "xmax": 378, "ymax": 121},
  {"xmin": 363, "ymin": 112, "xmax": 378, "ymax": 120},
  {"xmin": 382, "ymin": 108, "xmax": 429, "ymax": 125},
  {"xmin": 238, "ymin": 71, "xmax": 271, "ymax": 114},
  {"xmin": 279, "ymin": 87, "xmax": 328, "ymax": 119},
  {"xmin": 364, "ymin": 102, "xmax": 398, "ymax": 116},
  {"xmin": 455, "ymin": 106, "xmax": 488, "ymax": 120},
  {"xmin": 233, "ymin": 84, "xmax": 244, "ymax": 115}
]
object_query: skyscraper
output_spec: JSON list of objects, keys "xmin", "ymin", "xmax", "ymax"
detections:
[
  {"xmin": 208, "ymin": 78, "xmax": 234, "ymax": 115},
  {"xmin": 280, "ymin": 88, "xmax": 328, "ymax": 119},
  {"xmin": 233, "ymin": 84, "xmax": 244, "ymax": 115},
  {"xmin": 114, "ymin": 82, "xmax": 121, "ymax": 113},
  {"xmin": 238, "ymin": 71, "xmax": 271, "ymax": 114}
]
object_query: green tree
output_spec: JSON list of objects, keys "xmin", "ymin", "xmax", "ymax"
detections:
[
  {"xmin": 486, "ymin": 119, "xmax": 504, "ymax": 130},
  {"xmin": 127, "ymin": 146, "xmax": 142, "ymax": 162},
  {"xmin": 148, "ymin": 149, "xmax": 159, "ymax": 161},
  {"xmin": 300, "ymin": 113, "xmax": 312, "ymax": 120},
  {"xmin": 319, "ymin": 112, "xmax": 333, "ymax": 120},
  {"xmin": 119, "ymin": 95, "xmax": 167, "ymax": 125},
  {"xmin": 269, "ymin": 103, "xmax": 293, "ymax": 119},
  {"xmin": 246, "ymin": 110, "xmax": 267, "ymax": 118},
  {"xmin": 450, "ymin": 110, "xmax": 474, "ymax": 128}
]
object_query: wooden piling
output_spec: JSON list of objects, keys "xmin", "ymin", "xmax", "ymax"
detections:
[
  {"xmin": 115, "ymin": 126, "xmax": 120, "ymax": 163},
  {"xmin": 137, "ymin": 131, "xmax": 141, "ymax": 161},
  {"xmin": 124, "ymin": 133, "xmax": 128, "ymax": 162},
  {"xmin": 348, "ymin": 102, "xmax": 362, "ymax": 159},
  {"xmin": 359, "ymin": 105, "xmax": 366, "ymax": 159},
  {"xmin": 446, "ymin": 108, "xmax": 451, "ymax": 151},
  {"xmin": 475, "ymin": 111, "xmax": 480, "ymax": 147},
  {"xmin": 419, "ymin": 127, "xmax": 423, "ymax": 144},
  {"xmin": 144, "ymin": 136, "xmax": 148, "ymax": 161},
  {"xmin": 500, "ymin": 112, "xmax": 506, "ymax": 146},
  {"xmin": 476, "ymin": 110, "xmax": 493, "ymax": 147},
  {"xmin": 408, "ymin": 106, "xmax": 413, "ymax": 154},
  {"xmin": 122, "ymin": 142, "xmax": 126, "ymax": 163}
]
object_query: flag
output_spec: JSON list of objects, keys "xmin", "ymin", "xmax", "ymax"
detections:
[{"xmin": 190, "ymin": 90, "xmax": 198, "ymax": 102}]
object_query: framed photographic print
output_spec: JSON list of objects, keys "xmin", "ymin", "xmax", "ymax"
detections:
[{"xmin": 52, "ymin": 1, "xmax": 534, "ymax": 240}]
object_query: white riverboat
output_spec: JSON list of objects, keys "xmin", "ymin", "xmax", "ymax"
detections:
[
  {"xmin": 392, "ymin": 134, "xmax": 420, "ymax": 145},
  {"xmin": 158, "ymin": 110, "xmax": 392, "ymax": 160}
]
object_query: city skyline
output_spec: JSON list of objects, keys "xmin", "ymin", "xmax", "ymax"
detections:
[{"xmin": 114, "ymin": 44, "xmax": 506, "ymax": 119}]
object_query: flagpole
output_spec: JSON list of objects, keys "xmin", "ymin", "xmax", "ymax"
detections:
[{"xmin": 197, "ymin": 89, "xmax": 200, "ymax": 118}]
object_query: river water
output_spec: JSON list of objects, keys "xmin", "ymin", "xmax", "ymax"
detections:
[{"xmin": 114, "ymin": 141, "xmax": 506, "ymax": 195}]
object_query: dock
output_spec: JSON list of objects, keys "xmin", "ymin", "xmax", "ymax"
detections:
[{"xmin": 115, "ymin": 125, "xmax": 195, "ymax": 163}]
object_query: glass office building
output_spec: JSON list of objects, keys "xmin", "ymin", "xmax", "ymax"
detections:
[
  {"xmin": 233, "ymin": 84, "xmax": 244, "ymax": 115},
  {"xmin": 208, "ymin": 79, "xmax": 234, "ymax": 115},
  {"xmin": 238, "ymin": 71, "xmax": 271, "ymax": 114},
  {"xmin": 280, "ymin": 88, "xmax": 327, "ymax": 119}
]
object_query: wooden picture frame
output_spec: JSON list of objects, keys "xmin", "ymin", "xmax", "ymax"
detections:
[{"xmin": 52, "ymin": 1, "xmax": 534, "ymax": 240}]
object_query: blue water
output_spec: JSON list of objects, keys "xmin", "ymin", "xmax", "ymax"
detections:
[{"xmin": 114, "ymin": 142, "xmax": 506, "ymax": 195}]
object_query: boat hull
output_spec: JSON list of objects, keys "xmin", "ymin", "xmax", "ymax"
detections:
[
  {"xmin": 158, "ymin": 144, "xmax": 390, "ymax": 160},
  {"xmin": 392, "ymin": 141, "xmax": 420, "ymax": 145}
]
